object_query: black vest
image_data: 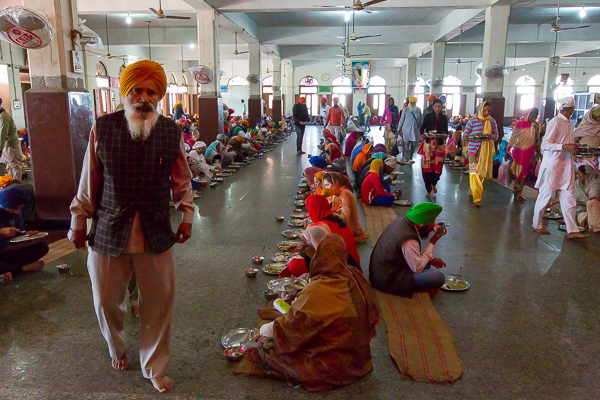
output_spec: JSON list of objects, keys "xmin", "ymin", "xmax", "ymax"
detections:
[
  {"xmin": 88, "ymin": 111, "xmax": 181, "ymax": 256},
  {"xmin": 369, "ymin": 217, "xmax": 419, "ymax": 297}
]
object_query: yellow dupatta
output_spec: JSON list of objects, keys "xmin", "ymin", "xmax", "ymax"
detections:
[{"xmin": 476, "ymin": 103, "xmax": 495, "ymax": 179}]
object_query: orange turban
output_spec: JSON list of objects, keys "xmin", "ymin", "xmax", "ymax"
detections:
[
  {"xmin": 119, "ymin": 60, "xmax": 167, "ymax": 99},
  {"xmin": 427, "ymin": 94, "xmax": 437, "ymax": 102}
]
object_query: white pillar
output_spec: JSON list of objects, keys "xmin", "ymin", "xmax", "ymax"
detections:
[
  {"xmin": 196, "ymin": 10, "xmax": 220, "ymax": 97},
  {"xmin": 430, "ymin": 42, "xmax": 446, "ymax": 96},
  {"xmin": 405, "ymin": 57, "xmax": 417, "ymax": 98},
  {"xmin": 248, "ymin": 43, "xmax": 261, "ymax": 99},
  {"xmin": 543, "ymin": 57, "xmax": 559, "ymax": 100},
  {"xmin": 481, "ymin": 4, "xmax": 510, "ymax": 96},
  {"xmin": 272, "ymin": 58, "xmax": 282, "ymax": 100}
]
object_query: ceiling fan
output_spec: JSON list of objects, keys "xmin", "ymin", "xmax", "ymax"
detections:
[
  {"xmin": 88, "ymin": 15, "xmax": 127, "ymax": 59},
  {"xmin": 336, "ymin": 43, "xmax": 369, "ymax": 58},
  {"xmin": 232, "ymin": 32, "xmax": 249, "ymax": 56},
  {"xmin": 337, "ymin": 10, "xmax": 381, "ymax": 41},
  {"xmin": 454, "ymin": 30, "xmax": 476, "ymax": 65},
  {"xmin": 145, "ymin": 21, "xmax": 164, "ymax": 65},
  {"xmin": 318, "ymin": 0, "xmax": 387, "ymax": 13},
  {"xmin": 150, "ymin": 0, "xmax": 191, "ymax": 20},
  {"xmin": 550, "ymin": 0, "xmax": 589, "ymax": 32}
]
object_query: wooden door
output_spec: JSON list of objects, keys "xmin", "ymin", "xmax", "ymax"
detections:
[{"xmin": 262, "ymin": 93, "xmax": 272, "ymax": 117}]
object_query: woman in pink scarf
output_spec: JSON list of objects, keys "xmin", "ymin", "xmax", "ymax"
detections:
[{"xmin": 506, "ymin": 108, "xmax": 541, "ymax": 202}]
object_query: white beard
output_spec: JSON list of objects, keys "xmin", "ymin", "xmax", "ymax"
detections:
[
  {"xmin": 409, "ymin": 104, "xmax": 417, "ymax": 112},
  {"xmin": 124, "ymin": 98, "xmax": 159, "ymax": 141}
]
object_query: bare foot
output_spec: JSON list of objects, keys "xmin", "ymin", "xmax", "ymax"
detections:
[
  {"xmin": 22, "ymin": 260, "xmax": 44, "ymax": 273},
  {"xmin": 567, "ymin": 232, "xmax": 590, "ymax": 239},
  {"xmin": 432, "ymin": 186, "xmax": 437, "ymax": 194},
  {"xmin": 151, "ymin": 376, "xmax": 174, "ymax": 393},
  {"xmin": 474, "ymin": 201, "xmax": 482, "ymax": 207},
  {"xmin": 532, "ymin": 228, "xmax": 551, "ymax": 235},
  {"xmin": 111, "ymin": 352, "xmax": 127, "ymax": 371},
  {"xmin": 426, "ymin": 192, "xmax": 431, "ymax": 198}
]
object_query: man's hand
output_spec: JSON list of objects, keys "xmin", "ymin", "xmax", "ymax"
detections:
[
  {"xmin": 174, "ymin": 222, "xmax": 192, "ymax": 243},
  {"xmin": 430, "ymin": 258, "xmax": 447, "ymax": 269},
  {"xmin": 25, "ymin": 230, "xmax": 38, "ymax": 236},
  {"xmin": 70, "ymin": 229, "xmax": 87, "ymax": 250},
  {"xmin": 562, "ymin": 143, "xmax": 579, "ymax": 154},
  {"xmin": 430, "ymin": 225, "xmax": 447, "ymax": 244},
  {"xmin": 1, "ymin": 227, "xmax": 21, "ymax": 238}
]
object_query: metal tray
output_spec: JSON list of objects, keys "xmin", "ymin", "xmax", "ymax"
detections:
[
  {"xmin": 291, "ymin": 212, "xmax": 308, "ymax": 219},
  {"xmin": 393, "ymin": 200, "xmax": 413, "ymax": 206},
  {"xmin": 277, "ymin": 240, "xmax": 302, "ymax": 252},
  {"xmin": 216, "ymin": 173, "xmax": 232, "ymax": 177},
  {"xmin": 288, "ymin": 219, "xmax": 304, "ymax": 227},
  {"xmin": 543, "ymin": 211, "xmax": 562, "ymax": 220},
  {"xmin": 262, "ymin": 263, "xmax": 287, "ymax": 275},
  {"xmin": 271, "ymin": 252, "xmax": 294, "ymax": 263},
  {"xmin": 465, "ymin": 134, "xmax": 493, "ymax": 142},
  {"xmin": 294, "ymin": 200, "xmax": 306, "ymax": 207},
  {"xmin": 298, "ymin": 183, "xmax": 308, "ymax": 188},
  {"xmin": 268, "ymin": 277, "xmax": 308, "ymax": 292},
  {"xmin": 10, "ymin": 232, "xmax": 49, "ymax": 243},
  {"xmin": 557, "ymin": 224, "xmax": 587, "ymax": 233},
  {"xmin": 211, "ymin": 177, "xmax": 224, "ymax": 182},
  {"xmin": 282, "ymin": 229, "xmax": 304, "ymax": 239},
  {"xmin": 221, "ymin": 328, "xmax": 253, "ymax": 348},
  {"xmin": 441, "ymin": 275, "xmax": 470, "ymax": 291}
]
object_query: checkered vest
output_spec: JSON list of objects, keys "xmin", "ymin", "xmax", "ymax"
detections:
[{"xmin": 88, "ymin": 110, "xmax": 181, "ymax": 256}]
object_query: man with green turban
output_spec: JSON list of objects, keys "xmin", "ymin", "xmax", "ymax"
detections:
[{"xmin": 369, "ymin": 203, "xmax": 447, "ymax": 297}]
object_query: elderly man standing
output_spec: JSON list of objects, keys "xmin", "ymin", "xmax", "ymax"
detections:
[
  {"xmin": 532, "ymin": 97, "xmax": 588, "ymax": 239},
  {"xmin": 0, "ymin": 99, "xmax": 26, "ymax": 179},
  {"xmin": 68, "ymin": 60, "xmax": 194, "ymax": 392},
  {"xmin": 398, "ymin": 97, "xmax": 422, "ymax": 162}
]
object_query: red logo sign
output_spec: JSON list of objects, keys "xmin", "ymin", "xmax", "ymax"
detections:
[
  {"xmin": 6, "ymin": 25, "xmax": 43, "ymax": 49},
  {"xmin": 194, "ymin": 71, "xmax": 210, "ymax": 84}
]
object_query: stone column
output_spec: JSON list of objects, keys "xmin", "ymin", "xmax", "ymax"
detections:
[
  {"xmin": 248, "ymin": 43, "xmax": 262, "ymax": 125},
  {"xmin": 271, "ymin": 58, "xmax": 282, "ymax": 122},
  {"xmin": 23, "ymin": 0, "xmax": 93, "ymax": 224},
  {"xmin": 404, "ymin": 57, "xmax": 417, "ymax": 99},
  {"xmin": 541, "ymin": 57, "xmax": 559, "ymax": 120},
  {"xmin": 430, "ymin": 42, "xmax": 446, "ymax": 96},
  {"xmin": 196, "ymin": 9, "xmax": 223, "ymax": 143},
  {"xmin": 481, "ymin": 4, "xmax": 510, "ymax": 135}
]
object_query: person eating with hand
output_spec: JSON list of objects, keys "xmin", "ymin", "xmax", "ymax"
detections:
[{"xmin": 369, "ymin": 203, "xmax": 447, "ymax": 297}]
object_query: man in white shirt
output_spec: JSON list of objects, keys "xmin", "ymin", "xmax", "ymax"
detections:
[{"xmin": 532, "ymin": 97, "xmax": 589, "ymax": 239}]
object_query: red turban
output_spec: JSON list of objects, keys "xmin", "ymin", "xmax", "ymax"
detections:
[{"xmin": 119, "ymin": 60, "xmax": 167, "ymax": 99}]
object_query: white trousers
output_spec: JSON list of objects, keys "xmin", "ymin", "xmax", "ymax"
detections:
[
  {"xmin": 2, "ymin": 146, "xmax": 25, "ymax": 180},
  {"xmin": 532, "ymin": 185, "xmax": 578, "ymax": 233},
  {"xmin": 87, "ymin": 248, "xmax": 175, "ymax": 378},
  {"xmin": 330, "ymin": 125, "xmax": 343, "ymax": 144}
]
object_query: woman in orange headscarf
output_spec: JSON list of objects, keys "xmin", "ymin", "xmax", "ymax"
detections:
[
  {"xmin": 322, "ymin": 172, "xmax": 369, "ymax": 242},
  {"xmin": 352, "ymin": 143, "xmax": 373, "ymax": 176}
]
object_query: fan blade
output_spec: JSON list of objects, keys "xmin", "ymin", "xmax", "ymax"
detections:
[
  {"xmin": 237, "ymin": 51, "xmax": 250, "ymax": 54},
  {"xmin": 336, "ymin": 36, "xmax": 348, "ymax": 39},
  {"xmin": 363, "ymin": 9, "xmax": 378, "ymax": 13},
  {"xmin": 317, "ymin": 5, "xmax": 348, "ymax": 8},
  {"xmin": 559, "ymin": 25, "xmax": 590, "ymax": 31},
  {"xmin": 336, "ymin": 55, "xmax": 346, "ymax": 57},
  {"xmin": 165, "ymin": 15, "xmax": 192, "ymax": 20},
  {"xmin": 355, "ymin": 34, "xmax": 382, "ymax": 39},
  {"xmin": 149, "ymin": 8, "xmax": 161, "ymax": 16},
  {"xmin": 349, "ymin": 54, "xmax": 370, "ymax": 57},
  {"xmin": 363, "ymin": 0, "xmax": 387, "ymax": 7}
]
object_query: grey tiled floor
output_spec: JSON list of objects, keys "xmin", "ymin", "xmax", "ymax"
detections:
[{"xmin": 1, "ymin": 126, "xmax": 598, "ymax": 399}]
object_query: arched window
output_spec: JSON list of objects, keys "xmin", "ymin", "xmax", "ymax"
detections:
[
  {"xmin": 368, "ymin": 76, "xmax": 386, "ymax": 112},
  {"xmin": 587, "ymin": 74, "xmax": 600, "ymax": 94},
  {"xmin": 300, "ymin": 76, "xmax": 319, "ymax": 116},
  {"xmin": 170, "ymin": 74, "xmax": 177, "ymax": 85},
  {"xmin": 516, "ymin": 75, "xmax": 536, "ymax": 111},
  {"xmin": 443, "ymin": 75, "xmax": 462, "ymax": 117},
  {"xmin": 228, "ymin": 76, "xmax": 249, "ymax": 86},
  {"xmin": 414, "ymin": 76, "xmax": 427, "ymax": 109},
  {"xmin": 262, "ymin": 76, "xmax": 273, "ymax": 111},
  {"xmin": 94, "ymin": 62, "xmax": 111, "ymax": 116},
  {"xmin": 443, "ymin": 75, "xmax": 461, "ymax": 93},
  {"xmin": 182, "ymin": 74, "xmax": 188, "ymax": 86},
  {"xmin": 331, "ymin": 75, "xmax": 351, "ymax": 107},
  {"xmin": 554, "ymin": 75, "xmax": 574, "ymax": 100},
  {"xmin": 95, "ymin": 61, "xmax": 109, "ymax": 88},
  {"xmin": 476, "ymin": 77, "xmax": 482, "ymax": 95},
  {"xmin": 118, "ymin": 64, "xmax": 126, "ymax": 78}
]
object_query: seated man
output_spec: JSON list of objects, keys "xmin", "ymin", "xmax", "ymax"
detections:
[
  {"xmin": 0, "ymin": 187, "xmax": 48, "ymax": 281},
  {"xmin": 369, "ymin": 203, "xmax": 446, "ymax": 297}
]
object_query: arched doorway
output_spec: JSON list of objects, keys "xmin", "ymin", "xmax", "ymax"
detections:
[
  {"xmin": 367, "ymin": 75, "xmax": 387, "ymax": 117},
  {"xmin": 262, "ymin": 75, "xmax": 273, "ymax": 117},
  {"xmin": 587, "ymin": 75, "xmax": 600, "ymax": 94},
  {"xmin": 331, "ymin": 75, "xmax": 352, "ymax": 113},
  {"xmin": 297, "ymin": 76, "xmax": 319, "ymax": 116},
  {"xmin": 94, "ymin": 61, "xmax": 112, "ymax": 117},
  {"xmin": 414, "ymin": 76, "xmax": 427, "ymax": 111},
  {"xmin": 514, "ymin": 75, "xmax": 537, "ymax": 118},
  {"xmin": 222, "ymin": 75, "xmax": 249, "ymax": 117},
  {"xmin": 442, "ymin": 75, "xmax": 464, "ymax": 117}
]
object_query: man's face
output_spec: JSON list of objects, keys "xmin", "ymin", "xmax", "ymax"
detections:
[
  {"xmin": 417, "ymin": 222, "xmax": 436, "ymax": 239},
  {"xmin": 429, "ymin": 99, "xmax": 435, "ymax": 106},
  {"xmin": 576, "ymin": 169, "xmax": 585, "ymax": 182},
  {"xmin": 127, "ymin": 80, "xmax": 159, "ymax": 117},
  {"xmin": 562, "ymin": 106, "xmax": 574, "ymax": 118},
  {"xmin": 6, "ymin": 204, "xmax": 24, "ymax": 215}
]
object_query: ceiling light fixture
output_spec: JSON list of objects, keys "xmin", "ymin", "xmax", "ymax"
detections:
[
  {"xmin": 190, "ymin": 43, "xmax": 195, "ymax": 49},
  {"xmin": 344, "ymin": 12, "xmax": 351, "ymax": 22},
  {"xmin": 580, "ymin": 7, "xmax": 586, "ymax": 18},
  {"xmin": 126, "ymin": 14, "xmax": 132, "ymax": 24}
]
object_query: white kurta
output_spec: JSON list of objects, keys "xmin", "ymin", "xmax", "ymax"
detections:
[{"xmin": 534, "ymin": 113, "xmax": 574, "ymax": 192}]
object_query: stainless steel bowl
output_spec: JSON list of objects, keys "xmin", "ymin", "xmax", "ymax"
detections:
[
  {"xmin": 245, "ymin": 268, "xmax": 258, "ymax": 278},
  {"xmin": 56, "ymin": 264, "xmax": 71, "ymax": 273},
  {"xmin": 276, "ymin": 216, "xmax": 285, "ymax": 222},
  {"xmin": 264, "ymin": 289, "xmax": 279, "ymax": 300},
  {"xmin": 224, "ymin": 344, "xmax": 246, "ymax": 362},
  {"xmin": 252, "ymin": 256, "xmax": 264, "ymax": 265}
]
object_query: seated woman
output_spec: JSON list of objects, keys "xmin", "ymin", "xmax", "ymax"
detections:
[
  {"xmin": 352, "ymin": 144, "xmax": 373, "ymax": 178},
  {"xmin": 369, "ymin": 203, "xmax": 447, "ymax": 297},
  {"xmin": 303, "ymin": 166, "xmax": 324, "ymax": 192},
  {"xmin": 0, "ymin": 187, "xmax": 48, "ymax": 281},
  {"xmin": 575, "ymin": 165, "xmax": 600, "ymax": 232},
  {"xmin": 323, "ymin": 128, "xmax": 341, "ymax": 149},
  {"xmin": 205, "ymin": 140, "xmax": 232, "ymax": 168},
  {"xmin": 249, "ymin": 234, "xmax": 380, "ymax": 392},
  {"xmin": 227, "ymin": 136, "xmax": 247, "ymax": 162},
  {"xmin": 325, "ymin": 140, "xmax": 342, "ymax": 163},
  {"xmin": 360, "ymin": 159, "xmax": 396, "ymax": 207},
  {"xmin": 321, "ymin": 172, "xmax": 368, "ymax": 242},
  {"xmin": 305, "ymin": 194, "xmax": 360, "ymax": 267},
  {"xmin": 355, "ymin": 152, "xmax": 386, "ymax": 192}
]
